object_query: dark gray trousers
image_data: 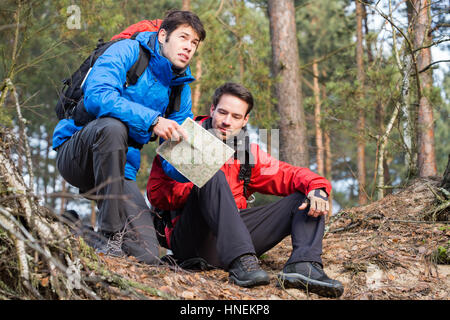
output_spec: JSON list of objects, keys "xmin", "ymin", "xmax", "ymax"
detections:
[
  {"xmin": 170, "ymin": 171, "xmax": 325, "ymax": 270},
  {"xmin": 56, "ymin": 117, "xmax": 159, "ymax": 264}
]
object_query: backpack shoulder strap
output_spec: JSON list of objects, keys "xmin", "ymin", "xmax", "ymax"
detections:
[
  {"xmin": 164, "ymin": 85, "xmax": 183, "ymax": 118},
  {"xmin": 238, "ymin": 135, "xmax": 254, "ymax": 199},
  {"xmin": 194, "ymin": 115, "xmax": 209, "ymax": 123},
  {"xmin": 125, "ymin": 43, "xmax": 151, "ymax": 87}
]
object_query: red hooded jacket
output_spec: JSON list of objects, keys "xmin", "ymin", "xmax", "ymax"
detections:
[{"xmin": 146, "ymin": 116, "xmax": 332, "ymax": 247}]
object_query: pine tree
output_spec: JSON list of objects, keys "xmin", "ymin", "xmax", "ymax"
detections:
[{"xmin": 268, "ymin": 0, "xmax": 309, "ymax": 167}]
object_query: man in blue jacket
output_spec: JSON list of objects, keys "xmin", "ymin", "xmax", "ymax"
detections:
[{"xmin": 52, "ymin": 11, "xmax": 206, "ymax": 264}]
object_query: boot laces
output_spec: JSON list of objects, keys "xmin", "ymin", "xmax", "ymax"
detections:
[
  {"xmin": 311, "ymin": 262, "xmax": 323, "ymax": 270},
  {"xmin": 106, "ymin": 231, "xmax": 124, "ymax": 253},
  {"xmin": 240, "ymin": 255, "xmax": 260, "ymax": 272}
]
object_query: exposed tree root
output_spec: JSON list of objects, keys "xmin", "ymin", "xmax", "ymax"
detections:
[{"xmin": 0, "ymin": 127, "xmax": 162, "ymax": 300}]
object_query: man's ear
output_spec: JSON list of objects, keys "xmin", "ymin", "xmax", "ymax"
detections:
[
  {"xmin": 242, "ymin": 113, "xmax": 250, "ymax": 127},
  {"xmin": 209, "ymin": 104, "xmax": 215, "ymax": 117},
  {"xmin": 158, "ymin": 28, "xmax": 167, "ymax": 44}
]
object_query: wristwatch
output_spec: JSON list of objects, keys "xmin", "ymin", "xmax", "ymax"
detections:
[{"xmin": 149, "ymin": 116, "xmax": 160, "ymax": 132}]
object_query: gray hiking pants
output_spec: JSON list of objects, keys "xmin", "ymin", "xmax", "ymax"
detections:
[
  {"xmin": 171, "ymin": 171, "xmax": 325, "ymax": 270},
  {"xmin": 55, "ymin": 117, "xmax": 159, "ymax": 264}
]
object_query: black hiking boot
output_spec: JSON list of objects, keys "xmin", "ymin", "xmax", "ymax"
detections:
[
  {"xmin": 228, "ymin": 254, "xmax": 270, "ymax": 288},
  {"xmin": 277, "ymin": 261, "xmax": 344, "ymax": 298}
]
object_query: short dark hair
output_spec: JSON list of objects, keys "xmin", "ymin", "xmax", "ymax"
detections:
[
  {"xmin": 212, "ymin": 82, "xmax": 254, "ymax": 115},
  {"xmin": 160, "ymin": 10, "xmax": 206, "ymax": 42}
]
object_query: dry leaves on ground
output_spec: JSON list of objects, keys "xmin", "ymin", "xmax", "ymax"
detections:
[{"xmin": 94, "ymin": 177, "xmax": 450, "ymax": 300}]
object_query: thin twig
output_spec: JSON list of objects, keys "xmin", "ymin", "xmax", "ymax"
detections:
[
  {"xmin": 359, "ymin": 0, "xmax": 422, "ymax": 103},
  {"xmin": 425, "ymin": 183, "xmax": 445, "ymax": 202},
  {"xmin": 413, "ymin": 38, "xmax": 450, "ymax": 53},
  {"xmin": 418, "ymin": 59, "xmax": 450, "ymax": 73},
  {"xmin": 328, "ymin": 221, "xmax": 362, "ymax": 233},
  {"xmin": 388, "ymin": 219, "xmax": 450, "ymax": 225},
  {"xmin": 6, "ymin": 79, "xmax": 34, "ymax": 190}
]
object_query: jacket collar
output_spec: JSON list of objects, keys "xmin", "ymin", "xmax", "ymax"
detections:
[
  {"xmin": 199, "ymin": 116, "xmax": 253, "ymax": 166},
  {"xmin": 136, "ymin": 32, "xmax": 195, "ymax": 87}
]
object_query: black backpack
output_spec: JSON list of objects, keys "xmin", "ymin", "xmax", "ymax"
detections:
[{"xmin": 54, "ymin": 33, "xmax": 182, "ymax": 145}]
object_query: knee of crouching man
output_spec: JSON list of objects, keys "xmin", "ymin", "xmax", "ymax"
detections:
[{"xmin": 95, "ymin": 118, "xmax": 128, "ymax": 147}]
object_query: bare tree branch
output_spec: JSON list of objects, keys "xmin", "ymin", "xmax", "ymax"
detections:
[
  {"xmin": 359, "ymin": 0, "xmax": 422, "ymax": 102},
  {"xmin": 300, "ymin": 43, "xmax": 356, "ymax": 70},
  {"xmin": 413, "ymin": 37, "xmax": 450, "ymax": 52},
  {"xmin": 0, "ymin": 23, "xmax": 25, "ymax": 32},
  {"xmin": 418, "ymin": 59, "xmax": 450, "ymax": 73},
  {"xmin": 6, "ymin": 79, "xmax": 35, "ymax": 190}
]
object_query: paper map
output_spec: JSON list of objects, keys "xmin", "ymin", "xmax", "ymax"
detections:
[{"xmin": 156, "ymin": 117, "xmax": 235, "ymax": 188}]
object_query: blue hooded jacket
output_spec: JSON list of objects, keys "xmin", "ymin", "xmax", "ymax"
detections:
[{"xmin": 52, "ymin": 31, "xmax": 192, "ymax": 181}]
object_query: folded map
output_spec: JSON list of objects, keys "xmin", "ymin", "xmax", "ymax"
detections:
[{"xmin": 156, "ymin": 117, "xmax": 235, "ymax": 188}]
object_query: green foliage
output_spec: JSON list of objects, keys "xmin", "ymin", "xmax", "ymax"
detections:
[
  {"xmin": 1, "ymin": 0, "xmax": 448, "ymax": 213},
  {"xmin": 435, "ymin": 73, "xmax": 450, "ymax": 175},
  {"xmin": 0, "ymin": 106, "xmax": 12, "ymax": 127},
  {"xmin": 191, "ymin": 0, "xmax": 277, "ymax": 128},
  {"xmin": 432, "ymin": 241, "xmax": 450, "ymax": 265},
  {"xmin": 295, "ymin": 0, "xmax": 448, "ymax": 207}
]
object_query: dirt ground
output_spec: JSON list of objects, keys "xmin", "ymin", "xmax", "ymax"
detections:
[{"xmin": 96, "ymin": 177, "xmax": 449, "ymax": 300}]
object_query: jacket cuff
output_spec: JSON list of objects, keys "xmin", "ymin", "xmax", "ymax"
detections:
[{"xmin": 307, "ymin": 183, "xmax": 332, "ymax": 196}]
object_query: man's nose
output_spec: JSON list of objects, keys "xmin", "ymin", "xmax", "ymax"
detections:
[
  {"xmin": 184, "ymin": 41, "xmax": 193, "ymax": 52},
  {"xmin": 223, "ymin": 114, "xmax": 232, "ymax": 125}
]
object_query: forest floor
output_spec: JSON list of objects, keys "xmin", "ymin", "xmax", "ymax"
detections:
[{"xmin": 95, "ymin": 177, "xmax": 449, "ymax": 300}]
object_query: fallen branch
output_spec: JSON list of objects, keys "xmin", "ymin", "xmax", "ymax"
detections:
[
  {"xmin": 328, "ymin": 221, "xmax": 362, "ymax": 233},
  {"xmin": 426, "ymin": 183, "xmax": 445, "ymax": 202},
  {"xmin": 5, "ymin": 79, "xmax": 34, "ymax": 190},
  {"xmin": 388, "ymin": 219, "xmax": 450, "ymax": 225},
  {"xmin": 82, "ymin": 258, "xmax": 176, "ymax": 300}
]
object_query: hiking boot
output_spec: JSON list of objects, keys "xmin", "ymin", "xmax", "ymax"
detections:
[
  {"xmin": 277, "ymin": 261, "xmax": 344, "ymax": 298},
  {"xmin": 228, "ymin": 254, "xmax": 270, "ymax": 288},
  {"xmin": 95, "ymin": 231, "xmax": 126, "ymax": 258}
]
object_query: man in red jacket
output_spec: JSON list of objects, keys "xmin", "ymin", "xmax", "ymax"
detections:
[{"xmin": 147, "ymin": 83, "xmax": 343, "ymax": 298}]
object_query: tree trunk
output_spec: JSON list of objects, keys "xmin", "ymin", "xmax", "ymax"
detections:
[
  {"xmin": 34, "ymin": 129, "xmax": 42, "ymax": 195},
  {"xmin": 51, "ymin": 168, "xmax": 57, "ymax": 208},
  {"xmin": 355, "ymin": 0, "xmax": 367, "ymax": 204},
  {"xmin": 181, "ymin": 0, "xmax": 203, "ymax": 115},
  {"xmin": 181, "ymin": 0, "xmax": 191, "ymax": 11},
  {"xmin": 17, "ymin": 141, "xmax": 23, "ymax": 175},
  {"xmin": 192, "ymin": 56, "xmax": 202, "ymax": 114},
  {"xmin": 402, "ymin": 1, "xmax": 418, "ymax": 177},
  {"xmin": 313, "ymin": 61, "xmax": 324, "ymax": 176},
  {"xmin": 268, "ymin": 0, "xmax": 309, "ymax": 167},
  {"xmin": 412, "ymin": 0, "xmax": 437, "ymax": 177},
  {"xmin": 324, "ymin": 129, "xmax": 333, "ymax": 215},
  {"xmin": 233, "ymin": 1, "xmax": 245, "ymax": 85},
  {"xmin": 375, "ymin": 101, "xmax": 392, "ymax": 195},
  {"xmin": 238, "ymin": 51, "xmax": 245, "ymax": 84},
  {"xmin": 362, "ymin": 4, "xmax": 374, "ymax": 64},
  {"xmin": 91, "ymin": 201, "xmax": 97, "ymax": 229},
  {"xmin": 59, "ymin": 179, "xmax": 66, "ymax": 215},
  {"xmin": 320, "ymin": 70, "xmax": 332, "ymax": 181},
  {"xmin": 441, "ymin": 155, "xmax": 450, "ymax": 190},
  {"xmin": 377, "ymin": 103, "xmax": 400, "ymax": 200},
  {"xmin": 44, "ymin": 132, "xmax": 51, "ymax": 204},
  {"xmin": 368, "ymin": 5, "xmax": 391, "ymax": 194}
]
